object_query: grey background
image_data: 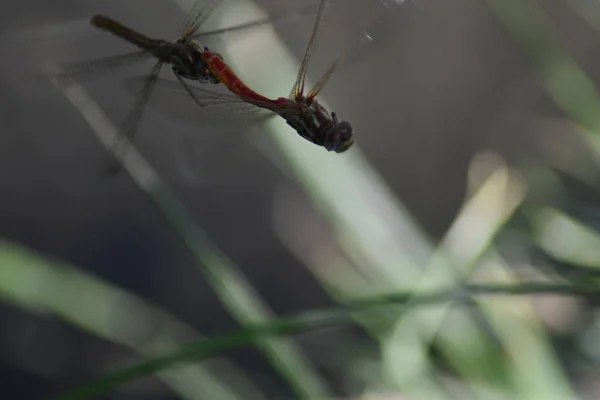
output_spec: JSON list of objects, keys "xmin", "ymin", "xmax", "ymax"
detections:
[{"xmin": 0, "ymin": 0, "xmax": 597, "ymax": 398}]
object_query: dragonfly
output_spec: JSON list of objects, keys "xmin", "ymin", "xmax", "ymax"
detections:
[
  {"xmin": 54, "ymin": 0, "xmax": 317, "ymax": 171},
  {"xmin": 125, "ymin": 0, "xmax": 414, "ymax": 155}
]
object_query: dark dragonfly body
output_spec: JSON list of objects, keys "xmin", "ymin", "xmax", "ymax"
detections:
[
  {"xmin": 281, "ymin": 100, "xmax": 353, "ymax": 153},
  {"xmin": 280, "ymin": 0, "xmax": 358, "ymax": 154},
  {"xmin": 91, "ymin": 15, "xmax": 221, "ymax": 84}
]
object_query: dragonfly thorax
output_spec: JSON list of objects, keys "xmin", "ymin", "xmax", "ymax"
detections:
[{"xmin": 170, "ymin": 41, "xmax": 220, "ymax": 84}]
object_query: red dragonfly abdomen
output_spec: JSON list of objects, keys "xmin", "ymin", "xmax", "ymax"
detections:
[{"xmin": 201, "ymin": 50, "xmax": 290, "ymax": 109}]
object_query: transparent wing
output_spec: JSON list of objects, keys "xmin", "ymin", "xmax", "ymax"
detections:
[
  {"xmin": 289, "ymin": 0, "xmax": 331, "ymax": 100},
  {"xmin": 57, "ymin": 51, "xmax": 153, "ymax": 81},
  {"xmin": 306, "ymin": 0, "xmax": 418, "ymax": 100},
  {"xmin": 181, "ymin": 0, "xmax": 224, "ymax": 39},
  {"xmin": 123, "ymin": 75, "xmax": 278, "ymax": 127},
  {"xmin": 123, "ymin": 74, "xmax": 279, "ymax": 181},
  {"xmin": 108, "ymin": 61, "xmax": 164, "ymax": 174},
  {"xmin": 189, "ymin": 4, "xmax": 318, "ymax": 40},
  {"xmin": 0, "ymin": 17, "xmax": 93, "ymax": 46}
]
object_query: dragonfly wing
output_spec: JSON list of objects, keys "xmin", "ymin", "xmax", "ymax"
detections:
[
  {"xmin": 57, "ymin": 51, "xmax": 153, "ymax": 82},
  {"xmin": 189, "ymin": 4, "xmax": 318, "ymax": 41},
  {"xmin": 123, "ymin": 75, "xmax": 276, "ymax": 127},
  {"xmin": 0, "ymin": 18, "xmax": 92, "ymax": 46},
  {"xmin": 108, "ymin": 61, "xmax": 164, "ymax": 174},
  {"xmin": 307, "ymin": 0, "xmax": 417, "ymax": 98},
  {"xmin": 289, "ymin": 0, "xmax": 330, "ymax": 100},
  {"xmin": 307, "ymin": 57, "xmax": 339, "ymax": 100},
  {"xmin": 181, "ymin": 0, "xmax": 224, "ymax": 39},
  {"xmin": 122, "ymin": 74, "xmax": 277, "ymax": 181}
]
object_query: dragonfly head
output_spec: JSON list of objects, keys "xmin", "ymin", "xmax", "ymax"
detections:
[{"xmin": 325, "ymin": 113, "xmax": 354, "ymax": 153}]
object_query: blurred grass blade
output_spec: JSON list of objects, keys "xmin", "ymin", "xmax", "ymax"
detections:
[
  {"xmin": 0, "ymin": 241, "xmax": 265, "ymax": 400},
  {"xmin": 47, "ymin": 52, "xmax": 331, "ymax": 396},
  {"xmin": 533, "ymin": 206, "xmax": 600, "ymax": 268},
  {"xmin": 485, "ymin": 0, "xmax": 600, "ymax": 159},
  {"xmin": 382, "ymin": 159, "xmax": 526, "ymax": 397},
  {"xmin": 52, "ymin": 311, "xmax": 345, "ymax": 400},
  {"xmin": 475, "ymin": 253, "xmax": 576, "ymax": 399},
  {"xmin": 51, "ymin": 274, "xmax": 600, "ymax": 398},
  {"xmin": 567, "ymin": 0, "xmax": 600, "ymax": 33}
]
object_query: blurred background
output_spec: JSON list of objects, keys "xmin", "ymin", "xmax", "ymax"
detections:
[{"xmin": 2, "ymin": 0, "xmax": 600, "ymax": 398}]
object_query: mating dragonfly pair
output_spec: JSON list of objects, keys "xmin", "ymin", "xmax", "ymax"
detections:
[{"xmin": 58, "ymin": 0, "xmax": 411, "ymax": 171}]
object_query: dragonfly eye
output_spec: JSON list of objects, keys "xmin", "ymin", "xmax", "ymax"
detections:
[
  {"xmin": 335, "ymin": 137, "xmax": 354, "ymax": 153},
  {"xmin": 326, "ymin": 120, "xmax": 354, "ymax": 153},
  {"xmin": 338, "ymin": 120, "xmax": 352, "ymax": 134}
]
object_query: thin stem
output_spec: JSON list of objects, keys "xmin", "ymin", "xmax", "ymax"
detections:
[{"xmin": 52, "ymin": 280, "xmax": 599, "ymax": 400}]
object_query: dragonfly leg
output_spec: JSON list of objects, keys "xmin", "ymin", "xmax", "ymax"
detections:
[
  {"xmin": 198, "ymin": 74, "xmax": 220, "ymax": 84},
  {"xmin": 174, "ymin": 72, "xmax": 209, "ymax": 108},
  {"xmin": 331, "ymin": 112, "xmax": 339, "ymax": 126}
]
